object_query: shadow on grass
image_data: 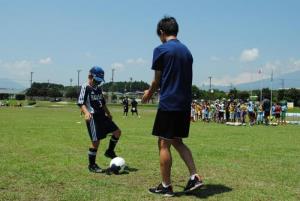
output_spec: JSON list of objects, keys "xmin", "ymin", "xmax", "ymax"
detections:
[
  {"xmin": 124, "ymin": 166, "xmax": 138, "ymax": 172},
  {"xmin": 105, "ymin": 165, "xmax": 139, "ymax": 175},
  {"xmin": 174, "ymin": 184, "xmax": 232, "ymax": 199}
]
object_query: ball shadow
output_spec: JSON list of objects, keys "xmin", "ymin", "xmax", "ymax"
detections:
[{"xmin": 105, "ymin": 165, "xmax": 139, "ymax": 175}]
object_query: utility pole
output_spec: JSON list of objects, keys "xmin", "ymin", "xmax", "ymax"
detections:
[
  {"xmin": 130, "ymin": 77, "xmax": 133, "ymax": 92},
  {"xmin": 250, "ymin": 72, "xmax": 253, "ymax": 96},
  {"xmin": 30, "ymin": 72, "xmax": 34, "ymax": 87},
  {"xmin": 208, "ymin": 76, "xmax": 212, "ymax": 92},
  {"xmin": 111, "ymin": 68, "xmax": 115, "ymax": 83},
  {"xmin": 270, "ymin": 70, "xmax": 273, "ymax": 111},
  {"xmin": 111, "ymin": 68, "xmax": 115, "ymax": 93},
  {"xmin": 208, "ymin": 76, "xmax": 212, "ymax": 103},
  {"xmin": 77, "ymin": 70, "xmax": 81, "ymax": 91},
  {"xmin": 279, "ymin": 79, "xmax": 285, "ymax": 89},
  {"xmin": 258, "ymin": 69, "xmax": 263, "ymax": 102}
]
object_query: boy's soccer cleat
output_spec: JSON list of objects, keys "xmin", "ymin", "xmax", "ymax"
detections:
[
  {"xmin": 184, "ymin": 175, "xmax": 204, "ymax": 192},
  {"xmin": 104, "ymin": 150, "xmax": 117, "ymax": 159},
  {"xmin": 148, "ymin": 183, "xmax": 174, "ymax": 197},
  {"xmin": 88, "ymin": 163, "xmax": 104, "ymax": 173}
]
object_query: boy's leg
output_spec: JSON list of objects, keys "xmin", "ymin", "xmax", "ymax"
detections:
[
  {"xmin": 88, "ymin": 140, "xmax": 104, "ymax": 173},
  {"xmin": 158, "ymin": 138, "xmax": 172, "ymax": 186},
  {"xmin": 105, "ymin": 129, "xmax": 121, "ymax": 159},
  {"xmin": 88, "ymin": 141, "xmax": 100, "ymax": 165}
]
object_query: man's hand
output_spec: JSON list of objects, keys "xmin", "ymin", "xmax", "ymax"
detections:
[
  {"xmin": 142, "ymin": 90, "xmax": 153, "ymax": 103},
  {"xmin": 84, "ymin": 112, "xmax": 92, "ymax": 121},
  {"xmin": 142, "ymin": 70, "xmax": 161, "ymax": 103}
]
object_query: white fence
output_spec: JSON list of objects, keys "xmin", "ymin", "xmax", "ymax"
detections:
[{"xmin": 286, "ymin": 113, "xmax": 300, "ymax": 124}]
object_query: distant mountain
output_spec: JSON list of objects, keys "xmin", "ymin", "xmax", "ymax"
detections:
[
  {"xmin": 0, "ymin": 78, "xmax": 26, "ymax": 89},
  {"xmin": 200, "ymin": 70, "xmax": 300, "ymax": 91}
]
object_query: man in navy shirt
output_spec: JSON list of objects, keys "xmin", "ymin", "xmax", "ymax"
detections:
[
  {"xmin": 78, "ymin": 66, "xmax": 121, "ymax": 173},
  {"xmin": 142, "ymin": 16, "xmax": 203, "ymax": 197}
]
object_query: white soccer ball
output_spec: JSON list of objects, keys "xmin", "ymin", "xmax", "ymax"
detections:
[{"xmin": 109, "ymin": 157, "xmax": 126, "ymax": 174}]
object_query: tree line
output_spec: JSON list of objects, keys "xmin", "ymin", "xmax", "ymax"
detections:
[
  {"xmin": 24, "ymin": 81, "xmax": 150, "ymax": 99},
  {"xmin": 21, "ymin": 82, "xmax": 300, "ymax": 106}
]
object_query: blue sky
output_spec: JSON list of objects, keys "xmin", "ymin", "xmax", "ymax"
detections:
[{"xmin": 0, "ymin": 0, "xmax": 299, "ymax": 88}]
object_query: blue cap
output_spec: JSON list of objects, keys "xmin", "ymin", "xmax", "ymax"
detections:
[{"xmin": 89, "ymin": 66, "xmax": 105, "ymax": 82}]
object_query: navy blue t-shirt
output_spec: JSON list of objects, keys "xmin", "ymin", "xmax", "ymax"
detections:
[
  {"xmin": 152, "ymin": 39, "xmax": 193, "ymax": 111},
  {"xmin": 77, "ymin": 83, "xmax": 106, "ymax": 117}
]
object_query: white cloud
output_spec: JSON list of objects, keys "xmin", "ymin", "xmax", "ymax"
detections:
[
  {"xmin": 240, "ymin": 48, "xmax": 259, "ymax": 62},
  {"xmin": 205, "ymin": 72, "xmax": 257, "ymax": 86},
  {"xmin": 0, "ymin": 59, "xmax": 33, "ymax": 77},
  {"xmin": 210, "ymin": 56, "xmax": 220, "ymax": 61},
  {"xmin": 204, "ymin": 58, "xmax": 300, "ymax": 86},
  {"xmin": 110, "ymin": 57, "xmax": 148, "ymax": 72},
  {"xmin": 39, "ymin": 57, "xmax": 52, "ymax": 64},
  {"xmin": 229, "ymin": 57, "xmax": 236, "ymax": 61},
  {"xmin": 288, "ymin": 58, "xmax": 300, "ymax": 72},
  {"xmin": 84, "ymin": 52, "xmax": 94, "ymax": 58},
  {"xmin": 126, "ymin": 57, "xmax": 147, "ymax": 65},
  {"xmin": 111, "ymin": 62, "xmax": 125, "ymax": 71}
]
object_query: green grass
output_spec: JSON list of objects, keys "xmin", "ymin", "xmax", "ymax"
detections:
[{"xmin": 0, "ymin": 103, "xmax": 299, "ymax": 201}]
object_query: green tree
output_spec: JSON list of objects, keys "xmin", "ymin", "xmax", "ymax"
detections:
[
  {"xmin": 65, "ymin": 87, "xmax": 78, "ymax": 99},
  {"xmin": 237, "ymin": 91, "xmax": 249, "ymax": 101},
  {"xmin": 228, "ymin": 88, "xmax": 238, "ymax": 99},
  {"xmin": 192, "ymin": 85, "xmax": 201, "ymax": 99},
  {"xmin": 48, "ymin": 88, "xmax": 63, "ymax": 98},
  {"xmin": 262, "ymin": 88, "xmax": 271, "ymax": 99}
]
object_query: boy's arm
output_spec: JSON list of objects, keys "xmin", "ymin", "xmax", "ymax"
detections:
[
  {"xmin": 142, "ymin": 70, "xmax": 161, "ymax": 103},
  {"xmin": 103, "ymin": 104, "xmax": 112, "ymax": 120},
  {"xmin": 77, "ymin": 84, "xmax": 91, "ymax": 121},
  {"xmin": 80, "ymin": 105, "xmax": 92, "ymax": 121}
]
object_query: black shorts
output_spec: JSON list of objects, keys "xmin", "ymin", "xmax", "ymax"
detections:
[
  {"xmin": 152, "ymin": 110, "xmax": 190, "ymax": 140},
  {"xmin": 124, "ymin": 106, "xmax": 128, "ymax": 112},
  {"xmin": 248, "ymin": 111, "xmax": 255, "ymax": 118},
  {"xmin": 219, "ymin": 112, "xmax": 224, "ymax": 119},
  {"xmin": 275, "ymin": 113, "xmax": 280, "ymax": 118},
  {"xmin": 131, "ymin": 107, "xmax": 138, "ymax": 113},
  {"xmin": 264, "ymin": 111, "xmax": 270, "ymax": 117},
  {"xmin": 86, "ymin": 113, "xmax": 119, "ymax": 141}
]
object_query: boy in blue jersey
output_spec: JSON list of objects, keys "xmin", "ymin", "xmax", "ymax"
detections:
[
  {"xmin": 122, "ymin": 97, "xmax": 129, "ymax": 116},
  {"xmin": 78, "ymin": 66, "xmax": 121, "ymax": 173},
  {"xmin": 142, "ymin": 16, "xmax": 203, "ymax": 197}
]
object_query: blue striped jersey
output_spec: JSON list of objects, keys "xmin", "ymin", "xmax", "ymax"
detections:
[{"xmin": 77, "ymin": 83, "xmax": 106, "ymax": 116}]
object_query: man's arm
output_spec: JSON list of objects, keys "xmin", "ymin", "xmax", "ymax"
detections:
[{"xmin": 142, "ymin": 70, "xmax": 161, "ymax": 103}]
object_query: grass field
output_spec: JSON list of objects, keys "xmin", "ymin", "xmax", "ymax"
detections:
[{"xmin": 0, "ymin": 103, "xmax": 299, "ymax": 201}]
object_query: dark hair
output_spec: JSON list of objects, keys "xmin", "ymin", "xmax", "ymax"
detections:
[{"xmin": 157, "ymin": 16, "xmax": 179, "ymax": 36}]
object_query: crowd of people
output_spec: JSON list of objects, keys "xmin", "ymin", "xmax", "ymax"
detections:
[{"xmin": 191, "ymin": 98, "xmax": 288, "ymax": 126}]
